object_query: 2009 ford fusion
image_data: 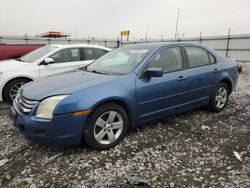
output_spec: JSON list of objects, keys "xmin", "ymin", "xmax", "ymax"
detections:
[{"xmin": 11, "ymin": 42, "xmax": 239, "ymax": 150}]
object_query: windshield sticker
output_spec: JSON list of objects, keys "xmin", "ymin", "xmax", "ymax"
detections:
[{"xmin": 130, "ymin": 49, "xmax": 148, "ymax": 54}]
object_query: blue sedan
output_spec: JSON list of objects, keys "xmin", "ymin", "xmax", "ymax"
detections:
[{"xmin": 11, "ymin": 42, "xmax": 239, "ymax": 150}]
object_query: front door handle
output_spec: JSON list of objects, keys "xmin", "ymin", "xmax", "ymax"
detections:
[
  {"xmin": 176, "ymin": 76, "xmax": 186, "ymax": 81},
  {"xmin": 213, "ymin": 68, "xmax": 220, "ymax": 73}
]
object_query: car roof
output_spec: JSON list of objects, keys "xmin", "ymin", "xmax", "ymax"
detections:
[
  {"xmin": 123, "ymin": 42, "xmax": 224, "ymax": 62},
  {"xmin": 50, "ymin": 44, "xmax": 111, "ymax": 50},
  {"xmin": 122, "ymin": 42, "xmax": 207, "ymax": 50}
]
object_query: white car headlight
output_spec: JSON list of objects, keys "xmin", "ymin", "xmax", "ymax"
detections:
[{"xmin": 36, "ymin": 95, "xmax": 68, "ymax": 119}]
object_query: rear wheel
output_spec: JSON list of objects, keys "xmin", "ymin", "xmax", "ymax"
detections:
[
  {"xmin": 3, "ymin": 78, "xmax": 30, "ymax": 103},
  {"xmin": 83, "ymin": 103, "xmax": 128, "ymax": 150},
  {"xmin": 209, "ymin": 82, "xmax": 229, "ymax": 112}
]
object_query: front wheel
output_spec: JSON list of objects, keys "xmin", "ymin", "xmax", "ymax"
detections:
[
  {"xmin": 3, "ymin": 78, "xmax": 30, "ymax": 103},
  {"xmin": 209, "ymin": 82, "xmax": 229, "ymax": 112},
  {"xmin": 83, "ymin": 103, "xmax": 128, "ymax": 150}
]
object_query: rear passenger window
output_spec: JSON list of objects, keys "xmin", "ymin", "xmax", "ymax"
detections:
[
  {"xmin": 148, "ymin": 47, "xmax": 183, "ymax": 73},
  {"xmin": 186, "ymin": 47, "xmax": 210, "ymax": 68},
  {"xmin": 84, "ymin": 48, "xmax": 108, "ymax": 60},
  {"xmin": 50, "ymin": 48, "xmax": 80, "ymax": 63}
]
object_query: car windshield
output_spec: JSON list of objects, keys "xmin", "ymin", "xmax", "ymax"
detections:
[
  {"xmin": 86, "ymin": 47, "xmax": 151, "ymax": 75},
  {"xmin": 19, "ymin": 46, "xmax": 57, "ymax": 62}
]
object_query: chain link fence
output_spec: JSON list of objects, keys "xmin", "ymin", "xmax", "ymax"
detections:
[{"xmin": 1, "ymin": 34, "xmax": 250, "ymax": 62}]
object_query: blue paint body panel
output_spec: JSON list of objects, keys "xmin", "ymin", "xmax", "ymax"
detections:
[
  {"xmin": 12, "ymin": 42, "xmax": 239, "ymax": 146},
  {"xmin": 13, "ymin": 101, "xmax": 87, "ymax": 145}
]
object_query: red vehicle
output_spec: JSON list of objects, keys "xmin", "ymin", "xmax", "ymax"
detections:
[{"xmin": 0, "ymin": 43, "xmax": 44, "ymax": 61}]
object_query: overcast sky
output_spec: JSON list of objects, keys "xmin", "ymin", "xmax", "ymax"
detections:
[{"xmin": 1, "ymin": 0, "xmax": 250, "ymax": 40}]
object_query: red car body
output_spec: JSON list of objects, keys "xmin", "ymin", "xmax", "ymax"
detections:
[{"xmin": 0, "ymin": 43, "xmax": 44, "ymax": 61}]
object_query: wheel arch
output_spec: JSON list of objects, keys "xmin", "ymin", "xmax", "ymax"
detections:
[
  {"xmin": 220, "ymin": 78, "xmax": 233, "ymax": 94},
  {"xmin": 91, "ymin": 98, "xmax": 134, "ymax": 128},
  {"xmin": 2, "ymin": 77, "xmax": 33, "ymax": 101}
]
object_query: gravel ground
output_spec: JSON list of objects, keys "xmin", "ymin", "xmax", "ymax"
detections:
[{"xmin": 0, "ymin": 64, "xmax": 249, "ymax": 188}]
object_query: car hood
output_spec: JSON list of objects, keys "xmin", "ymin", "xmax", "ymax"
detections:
[
  {"xmin": 0, "ymin": 59, "xmax": 30, "ymax": 72},
  {"xmin": 20, "ymin": 70, "xmax": 119, "ymax": 101}
]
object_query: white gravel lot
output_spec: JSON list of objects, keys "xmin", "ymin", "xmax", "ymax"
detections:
[{"xmin": 0, "ymin": 64, "xmax": 249, "ymax": 188}]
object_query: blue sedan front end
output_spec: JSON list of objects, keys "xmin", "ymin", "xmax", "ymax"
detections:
[
  {"xmin": 10, "ymin": 69, "xmax": 126, "ymax": 146},
  {"xmin": 12, "ymin": 94, "xmax": 88, "ymax": 146},
  {"xmin": 11, "ymin": 69, "xmax": 135, "ymax": 147}
]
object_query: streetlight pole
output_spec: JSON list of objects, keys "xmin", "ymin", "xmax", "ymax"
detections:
[
  {"xmin": 145, "ymin": 26, "xmax": 149, "ymax": 42},
  {"xmin": 174, "ymin": 8, "xmax": 180, "ymax": 39},
  {"xmin": 75, "ymin": 26, "xmax": 78, "ymax": 39}
]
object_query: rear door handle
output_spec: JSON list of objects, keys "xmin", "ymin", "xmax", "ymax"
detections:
[
  {"xmin": 213, "ymin": 68, "xmax": 220, "ymax": 73},
  {"xmin": 176, "ymin": 76, "xmax": 186, "ymax": 81}
]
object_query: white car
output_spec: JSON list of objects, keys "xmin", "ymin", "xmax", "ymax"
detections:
[{"xmin": 0, "ymin": 44, "xmax": 111, "ymax": 103}]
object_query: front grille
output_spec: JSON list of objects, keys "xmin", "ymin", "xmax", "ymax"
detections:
[{"xmin": 15, "ymin": 94, "xmax": 37, "ymax": 113}]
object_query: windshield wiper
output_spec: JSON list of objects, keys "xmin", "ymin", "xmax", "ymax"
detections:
[
  {"xmin": 80, "ymin": 67, "xmax": 110, "ymax": 75},
  {"xmin": 91, "ymin": 70, "xmax": 110, "ymax": 75},
  {"xmin": 79, "ymin": 66, "xmax": 87, "ymax": 71},
  {"xmin": 15, "ymin": 58, "xmax": 24, "ymax": 62}
]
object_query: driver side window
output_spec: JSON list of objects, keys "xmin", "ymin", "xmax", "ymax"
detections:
[
  {"xmin": 50, "ymin": 48, "xmax": 80, "ymax": 63},
  {"xmin": 148, "ymin": 47, "xmax": 183, "ymax": 73}
]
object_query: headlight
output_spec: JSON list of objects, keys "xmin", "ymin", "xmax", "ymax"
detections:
[{"xmin": 36, "ymin": 95, "xmax": 68, "ymax": 119}]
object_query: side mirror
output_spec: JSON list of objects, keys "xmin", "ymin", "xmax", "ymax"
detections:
[
  {"xmin": 43, "ymin": 57, "xmax": 54, "ymax": 65},
  {"xmin": 145, "ymin": 67, "xmax": 163, "ymax": 78}
]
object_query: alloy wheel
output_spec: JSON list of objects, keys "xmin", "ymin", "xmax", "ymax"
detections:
[
  {"xmin": 94, "ymin": 111, "xmax": 124, "ymax": 145},
  {"xmin": 9, "ymin": 82, "xmax": 26, "ymax": 101},
  {"xmin": 215, "ymin": 87, "xmax": 228, "ymax": 109}
]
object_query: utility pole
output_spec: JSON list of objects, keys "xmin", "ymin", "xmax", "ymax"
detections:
[
  {"xmin": 145, "ymin": 26, "xmax": 149, "ymax": 42},
  {"xmin": 75, "ymin": 26, "xmax": 78, "ymax": 39},
  {"xmin": 174, "ymin": 8, "xmax": 180, "ymax": 39},
  {"xmin": 225, "ymin": 28, "xmax": 231, "ymax": 57},
  {"xmin": 199, "ymin": 32, "xmax": 202, "ymax": 44}
]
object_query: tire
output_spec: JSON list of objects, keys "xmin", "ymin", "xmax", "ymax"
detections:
[
  {"xmin": 83, "ymin": 102, "xmax": 128, "ymax": 150},
  {"xmin": 209, "ymin": 82, "xmax": 229, "ymax": 112},
  {"xmin": 3, "ymin": 78, "xmax": 30, "ymax": 103}
]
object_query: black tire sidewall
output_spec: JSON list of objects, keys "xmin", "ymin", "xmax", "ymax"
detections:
[
  {"xmin": 83, "ymin": 103, "xmax": 128, "ymax": 150},
  {"xmin": 210, "ymin": 83, "xmax": 229, "ymax": 112},
  {"xmin": 3, "ymin": 78, "xmax": 30, "ymax": 103}
]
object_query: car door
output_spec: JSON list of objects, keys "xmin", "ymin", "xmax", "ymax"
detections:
[
  {"xmin": 183, "ymin": 46, "xmax": 219, "ymax": 105},
  {"xmin": 39, "ymin": 48, "xmax": 83, "ymax": 77},
  {"xmin": 136, "ymin": 46, "xmax": 190, "ymax": 123}
]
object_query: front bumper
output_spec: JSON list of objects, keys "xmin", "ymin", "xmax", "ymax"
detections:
[{"xmin": 11, "ymin": 101, "xmax": 88, "ymax": 146}]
